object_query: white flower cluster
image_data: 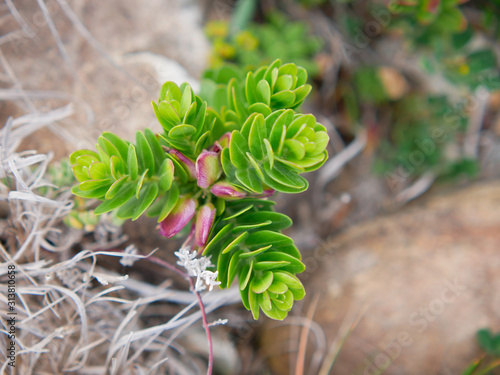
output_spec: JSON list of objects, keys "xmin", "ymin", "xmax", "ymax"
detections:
[{"xmin": 174, "ymin": 246, "xmax": 221, "ymax": 292}]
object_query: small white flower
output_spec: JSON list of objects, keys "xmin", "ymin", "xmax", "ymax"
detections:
[
  {"xmin": 209, "ymin": 318, "xmax": 228, "ymax": 327},
  {"xmin": 174, "ymin": 246, "xmax": 220, "ymax": 292},
  {"xmin": 120, "ymin": 244, "xmax": 139, "ymax": 267},
  {"xmin": 196, "ymin": 270, "xmax": 221, "ymax": 292}
]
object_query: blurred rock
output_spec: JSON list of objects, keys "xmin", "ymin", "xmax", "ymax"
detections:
[
  {"xmin": 260, "ymin": 181, "xmax": 500, "ymax": 375},
  {"xmin": 1, "ymin": 0, "xmax": 209, "ymax": 158}
]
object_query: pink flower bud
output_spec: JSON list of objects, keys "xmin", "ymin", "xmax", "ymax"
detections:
[
  {"xmin": 195, "ymin": 203, "xmax": 216, "ymax": 247},
  {"xmin": 168, "ymin": 149, "xmax": 196, "ymax": 179},
  {"xmin": 159, "ymin": 196, "xmax": 197, "ymax": 238},
  {"xmin": 210, "ymin": 181, "xmax": 246, "ymax": 199},
  {"xmin": 196, "ymin": 150, "xmax": 222, "ymax": 189},
  {"xmin": 212, "ymin": 132, "xmax": 232, "ymax": 153},
  {"xmin": 259, "ymin": 189, "xmax": 275, "ymax": 198}
]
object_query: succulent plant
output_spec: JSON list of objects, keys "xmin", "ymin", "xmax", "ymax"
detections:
[{"xmin": 69, "ymin": 59, "xmax": 329, "ymax": 320}]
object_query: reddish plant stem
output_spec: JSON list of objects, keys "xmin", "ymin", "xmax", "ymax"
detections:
[
  {"xmin": 147, "ymin": 254, "xmax": 213, "ymax": 374},
  {"xmin": 189, "ymin": 277, "xmax": 214, "ymax": 375},
  {"xmin": 147, "ymin": 255, "xmax": 188, "ymax": 279}
]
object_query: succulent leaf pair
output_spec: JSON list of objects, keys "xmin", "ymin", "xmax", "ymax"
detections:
[{"xmin": 69, "ymin": 59, "xmax": 329, "ymax": 320}]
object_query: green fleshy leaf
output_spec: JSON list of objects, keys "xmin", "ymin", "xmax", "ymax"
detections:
[
  {"xmin": 94, "ymin": 181, "xmax": 135, "ymax": 215},
  {"xmin": 248, "ymin": 103, "xmax": 272, "ymax": 117},
  {"xmin": 262, "ymin": 171, "xmax": 306, "ymax": 193},
  {"xmin": 136, "ymin": 169, "xmax": 148, "ymax": 198},
  {"xmin": 264, "ymin": 162, "xmax": 307, "ymax": 190},
  {"xmin": 256, "ymin": 80, "xmax": 271, "ymax": 105},
  {"xmin": 71, "ymin": 185, "xmax": 108, "ymax": 199},
  {"xmin": 235, "ymin": 168, "xmax": 263, "ymax": 194},
  {"xmin": 75, "ymin": 155, "xmax": 99, "ymax": 168},
  {"xmin": 263, "ymin": 139, "xmax": 274, "ymax": 169},
  {"xmin": 227, "ymin": 249, "xmax": 244, "ymax": 288},
  {"xmin": 217, "ymin": 249, "xmax": 232, "ymax": 288},
  {"xmin": 234, "ymin": 211, "xmax": 292, "ymax": 232},
  {"xmin": 296, "ymin": 67, "xmax": 308, "ymax": 86},
  {"xmin": 221, "ymin": 147, "xmax": 237, "ymax": 180},
  {"xmin": 267, "ymin": 281, "xmax": 288, "ymax": 294},
  {"xmin": 239, "ymin": 260, "xmax": 254, "ymax": 291},
  {"xmin": 105, "ymin": 175, "xmax": 128, "ymax": 199},
  {"xmin": 70, "ymin": 150, "xmax": 99, "ymax": 165},
  {"xmin": 286, "ymin": 115, "xmax": 314, "ymax": 139},
  {"xmin": 254, "ymin": 261, "xmax": 291, "ymax": 271},
  {"xmin": 239, "ymin": 244, "xmax": 273, "ymax": 259},
  {"xmin": 249, "ymin": 114, "xmax": 266, "ymax": 160},
  {"xmin": 159, "ymin": 158, "xmax": 174, "ymax": 191},
  {"xmin": 245, "ymin": 71, "xmax": 258, "ymax": 104},
  {"xmin": 165, "ymin": 153, "xmax": 188, "ymax": 184},
  {"xmin": 160, "ymin": 81, "xmax": 182, "ymax": 101},
  {"xmin": 101, "ymin": 132, "xmax": 129, "ymax": 161},
  {"xmin": 157, "ymin": 101, "xmax": 181, "ymax": 126},
  {"xmin": 290, "ymin": 152, "xmax": 327, "ymax": 170},
  {"xmin": 246, "ymin": 152, "xmax": 265, "ymax": 180},
  {"xmin": 79, "ymin": 179, "xmax": 111, "ymax": 191},
  {"xmin": 274, "ymin": 290, "xmax": 294, "ymax": 311},
  {"xmin": 256, "ymin": 252, "xmax": 305, "ymax": 273},
  {"xmin": 249, "ymin": 290, "xmax": 260, "ymax": 320},
  {"xmin": 278, "ymin": 63, "xmax": 298, "ymax": 77},
  {"xmin": 194, "ymin": 131, "xmax": 210, "ymax": 155},
  {"xmin": 284, "ymin": 139, "xmax": 306, "ymax": 160},
  {"xmin": 169, "ymin": 124, "xmax": 197, "ymax": 139},
  {"xmin": 273, "ymin": 156, "xmax": 305, "ymax": 172},
  {"xmin": 275, "ymin": 74, "xmax": 293, "ymax": 91},
  {"xmin": 179, "ymin": 85, "xmax": 193, "ymax": 116},
  {"xmin": 293, "ymin": 84, "xmax": 312, "ymax": 107},
  {"xmin": 132, "ymin": 181, "xmax": 159, "ymax": 221},
  {"xmin": 273, "ymin": 271, "xmax": 303, "ymax": 291},
  {"xmin": 229, "ymin": 131, "xmax": 250, "ymax": 169},
  {"xmin": 110, "ymin": 155, "xmax": 124, "ymax": 180},
  {"xmin": 240, "ymin": 285, "xmax": 251, "ymax": 310},
  {"xmin": 221, "ymin": 231, "xmax": 249, "ymax": 254},
  {"xmin": 271, "ymin": 90, "xmax": 296, "ymax": 108},
  {"xmin": 144, "ymin": 128, "xmax": 165, "ymax": 174},
  {"xmin": 136, "ymin": 131, "xmax": 155, "ymax": 177},
  {"xmin": 277, "ymin": 244, "xmax": 302, "ymax": 260},
  {"xmin": 97, "ymin": 136, "xmax": 122, "ymax": 161},
  {"xmin": 127, "ymin": 144, "xmax": 139, "ymax": 180},
  {"xmin": 309, "ymin": 131, "xmax": 329, "ymax": 156},
  {"xmin": 261, "ymin": 304, "xmax": 288, "ymax": 320},
  {"xmin": 203, "ymin": 222, "xmax": 234, "ymax": 255},
  {"xmin": 233, "ymin": 220, "xmax": 272, "ymax": 233},
  {"xmin": 251, "ymin": 271, "xmax": 274, "ymax": 294},
  {"xmin": 183, "ymin": 101, "xmax": 198, "ymax": 126},
  {"xmin": 223, "ymin": 204, "xmax": 253, "ymax": 220},
  {"xmin": 96, "ymin": 144, "xmax": 111, "ymax": 168},
  {"xmin": 260, "ymin": 290, "xmax": 272, "ymax": 311},
  {"xmin": 245, "ymin": 230, "xmax": 294, "ymax": 250},
  {"xmin": 158, "ymin": 183, "xmax": 179, "ymax": 222},
  {"xmin": 72, "ymin": 165, "xmax": 89, "ymax": 182},
  {"xmin": 290, "ymin": 286, "xmax": 305, "ymax": 300},
  {"xmin": 89, "ymin": 162, "xmax": 108, "ymax": 180}
]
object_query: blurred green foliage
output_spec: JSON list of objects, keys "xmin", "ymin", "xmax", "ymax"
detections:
[
  {"xmin": 205, "ymin": 11, "xmax": 322, "ymax": 76},
  {"xmin": 461, "ymin": 329, "xmax": 500, "ymax": 375}
]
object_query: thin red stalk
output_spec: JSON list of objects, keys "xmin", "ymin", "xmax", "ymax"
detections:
[
  {"xmin": 148, "ymin": 255, "xmax": 188, "ymax": 279},
  {"xmin": 147, "ymin": 253, "xmax": 213, "ymax": 374},
  {"xmin": 189, "ymin": 278, "xmax": 214, "ymax": 375}
]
